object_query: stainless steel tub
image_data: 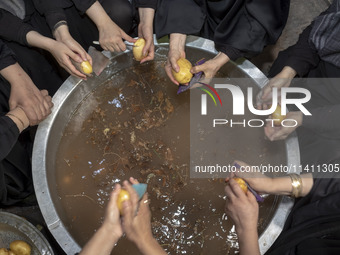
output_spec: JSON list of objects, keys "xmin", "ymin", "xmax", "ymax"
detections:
[{"xmin": 32, "ymin": 36, "xmax": 299, "ymax": 254}]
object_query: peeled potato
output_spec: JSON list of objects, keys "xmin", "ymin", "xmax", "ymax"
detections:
[
  {"xmin": 172, "ymin": 58, "xmax": 193, "ymax": 84},
  {"xmin": 80, "ymin": 61, "xmax": 93, "ymax": 74},
  {"xmin": 0, "ymin": 248, "xmax": 9, "ymax": 255},
  {"xmin": 233, "ymin": 177, "xmax": 248, "ymax": 194},
  {"xmin": 133, "ymin": 38, "xmax": 147, "ymax": 61},
  {"xmin": 117, "ymin": 189, "xmax": 130, "ymax": 214},
  {"xmin": 9, "ymin": 240, "xmax": 31, "ymax": 255},
  {"xmin": 271, "ymin": 105, "xmax": 286, "ymax": 126}
]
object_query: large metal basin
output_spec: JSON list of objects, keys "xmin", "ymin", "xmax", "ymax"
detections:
[{"xmin": 32, "ymin": 36, "xmax": 299, "ymax": 254}]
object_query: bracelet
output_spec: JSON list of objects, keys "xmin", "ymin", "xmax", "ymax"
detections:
[
  {"xmin": 6, "ymin": 113, "xmax": 26, "ymax": 130},
  {"xmin": 53, "ymin": 20, "xmax": 68, "ymax": 33},
  {"xmin": 289, "ymin": 173, "xmax": 302, "ymax": 198}
]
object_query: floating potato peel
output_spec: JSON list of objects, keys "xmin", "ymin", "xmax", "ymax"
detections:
[
  {"xmin": 132, "ymin": 183, "xmax": 147, "ymax": 200},
  {"xmin": 177, "ymin": 58, "xmax": 206, "ymax": 94}
]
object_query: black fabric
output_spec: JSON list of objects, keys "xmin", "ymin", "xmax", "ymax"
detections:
[
  {"xmin": 0, "ymin": 40, "xmax": 17, "ymax": 70},
  {"xmin": 0, "ymin": 8, "xmax": 34, "ymax": 45},
  {"xmin": 0, "ymin": 79, "xmax": 33, "ymax": 206},
  {"xmin": 309, "ymin": 0, "xmax": 340, "ymax": 68},
  {"xmin": 134, "ymin": 0, "xmax": 158, "ymax": 9},
  {"xmin": 266, "ymin": 178, "xmax": 340, "ymax": 255},
  {"xmin": 155, "ymin": 0, "xmax": 289, "ymax": 60}
]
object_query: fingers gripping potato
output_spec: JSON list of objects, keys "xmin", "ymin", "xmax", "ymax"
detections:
[
  {"xmin": 80, "ymin": 61, "xmax": 93, "ymax": 75},
  {"xmin": 233, "ymin": 177, "xmax": 248, "ymax": 194},
  {"xmin": 271, "ymin": 105, "xmax": 286, "ymax": 126},
  {"xmin": 117, "ymin": 189, "xmax": 130, "ymax": 215},
  {"xmin": 172, "ymin": 58, "xmax": 193, "ymax": 84},
  {"xmin": 9, "ymin": 240, "xmax": 31, "ymax": 255},
  {"xmin": 133, "ymin": 38, "xmax": 147, "ymax": 61}
]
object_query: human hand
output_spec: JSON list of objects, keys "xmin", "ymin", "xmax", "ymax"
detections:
[
  {"xmin": 54, "ymin": 24, "xmax": 92, "ymax": 66},
  {"xmin": 8, "ymin": 66, "xmax": 53, "ymax": 126},
  {"xmin": 165, "ymin": 33, "xmax": 187, "ymax": 85},
  {"xmin": 191, "ymin": 52, "xmax": 229, "ymax": 79},
  {"xmin": 225, "ymin": 178, "xmax": 259, "ymax": 235},
  {"xmin": 226, "ymin": 160, "xmax": 273, "ymax": 194},
  {"xmin": 265, "ymin": 111, "xmax": 303, "ymax": 141},
  {"xmin": 99, "ymin": 21, "xmax": 135, "ymax": 52},
  {"xmin": 138, "ymin": 8, "xmax": 155, "ymax": 63},
  {"xmin": 121, "ymin": 178, "xmax": 153, "ymax": 245},
  {"xmin": 101, "ymin": 184, "xmax": 124, "ymax": 240},
  {"xmin": 49, "ymin": 40, "xmax": 87, "ymax": 79},
  {"xmin": 257, "ymin": 66, "xmax": 297, "ymax": 109}
]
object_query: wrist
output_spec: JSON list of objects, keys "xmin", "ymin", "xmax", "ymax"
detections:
[
  {"xmin": 53, "ymin": 24, "xmax": 70, "ymax": 41},
  {"xmin": 213, "ymin": 52, "xmax": 230, "ymax": 68},
  {"xmin": 169, "ymin": 33, "xmax": 186, "ymax": 52},
  {"xmin": 134, "ymin": 234, "xmax": 155, "ymax": 251},
  {"xmin": 280, "ymin": 66, "xmax": 297, "ymax": 79},
  {"xmin": 100, "ymin": 224, "xmax": 121, "ymax": 242},
  {"xmin": 6, "ymin": 107, "xmax": 29, "ymax": 131}
]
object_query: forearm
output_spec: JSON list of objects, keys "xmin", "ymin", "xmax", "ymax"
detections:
[
  {"xmin": 85, "ymin": 1, "xmax": 112, "ymax": 30},
  {"xmin": 139, "ymin": 8, "xmax": 155, "ymax": 28},
  {"xmin": 26, "ymin": 31, "xmax": 56, "ymax": 52},
  {"xmin": 267, "ymin": 173, "xmax": 313, "ymax": 197},
  {"xmin": 80, "ymin": 226, "xmax": 120, "ymax": 255},
  {"xmin": 236, "ymin": 228, "xmax": 260, "ymax": 255},
  {"xmin": 136, "ymin": 237, "xmax": 167, "ymax": 255}
]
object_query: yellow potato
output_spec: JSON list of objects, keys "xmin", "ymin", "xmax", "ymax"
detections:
[
  {"xmin": 117, "ymin": 189, "xmax": 130, "ymax": 214},
  {"xmin": 9, "ymin": 240, "xmax": 31, "ymax": 255},
  {"xmin": 80, "ymin": 61, "xmax": 93, "ymax": 74},
  {"xmin": 8, "ymin": 251, "xmax": 16, "ymax": 255},
  {"xmin": 133, "ymin": 38, "xmax": 147, "ymax": 61},
  {"xmin": 233, "ymin": 177, "xmax": 248, "ymax": 194},
  {"xmin": 271, "ymin": 105, "xmax": 286, "ymax": 126},
  {"xmin": 0, "ymin": 248, "xmax": 9, "ymax": 255},
  {"xmin": 172, "ymin": 58, "xmax": 193, "ymax": 84}
]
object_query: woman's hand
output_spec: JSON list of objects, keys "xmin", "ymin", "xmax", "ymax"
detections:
[
  {"xmin": 225, "ymin": 179, "xmax": 260, "ymax": 255},
  {"xmin": 138, "ymin": 8, "xmax": 155, "ymax": 63},
  {"xmin": 1, "ymin": 63, "xmax": 53, "ymax": 126},
  {"xmin": 101, "ymin": 184, "xmax": 124, "ymax": 239},
  {"xmin": 98, "ymin": 21, "xmax": 135, "ymax": 52},
  {"xmin": 264, "ymin": 111, "xmax": 303, "ymax": 141},
  {"xmin": 54, "ymin": 24, "xmax": 92, "ymax": 66},
  {"xmin": 191, "ymin": 52, "xmax": 229, "ymax": 79},
  {"xmin": 49, "ymin": 40, "xmax": 88, "ymax": 79},
  {"xmin": 257, "ymin": 66, "xmax": 297, "ymax": 109},
  {"xmin": 226, "ymin": 160, "xmax": 274, "ymax": 194},
  {"xmin": 165, "ymin": 33, "xmax": 187, "ymax": 85}
]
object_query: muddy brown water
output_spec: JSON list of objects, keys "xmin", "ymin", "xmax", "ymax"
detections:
[{"xmin": 55, "ymin": 56, "xmax": 285, "ymax": 254}]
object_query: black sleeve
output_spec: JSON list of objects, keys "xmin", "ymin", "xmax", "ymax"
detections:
[
  {"xmin": 214, "ymin": 0, "xmax": 290, "ymax": 60},
  {"xmin": 155, "ymin": 0, "xmax": 205, "ymax": 38},
  {"xmin": 134, "ymin": 0, "xmax": 158, "ymax": 9},
  {"xmin": 0, "ymin": 40, "xmax": 17, "ymax": 70},
  {"xmin": 71, "ymin": 0, "xmax": 96, "ymax": 14},
  {"xmin": 32, "ymin": 0, "xmax": 67, "ymax": 32},
  {"xmin": 0, "ymin": 115, "xmax": 20, "ymax": 161},
  {"xmin": 283, "ymin": 25, "xmax": 320, "ymax": 77},
  {"xmin": 303, "ymin": 104, "xmax": 340, "ymax": 139},
  {"xmin": 0, "ymin": 9, "xmax": 34, "ymax": 45}
]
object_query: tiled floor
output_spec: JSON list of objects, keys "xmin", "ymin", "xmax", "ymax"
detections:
[{"xmin": 0, "ymin": 1, "xmax": 332, "ymax": 254}]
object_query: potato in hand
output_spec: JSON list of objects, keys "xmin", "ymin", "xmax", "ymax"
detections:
[
  {"xmin": 271, "ymin": 105, "xmax": 286, "ymax": 126},
  {"xmin": 133, "ymin": 38, "xmax": 147, "ymax": 61},
  {"xmin": 172, "ymin": 58, "xmax": 193, "ymax": 84}
]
